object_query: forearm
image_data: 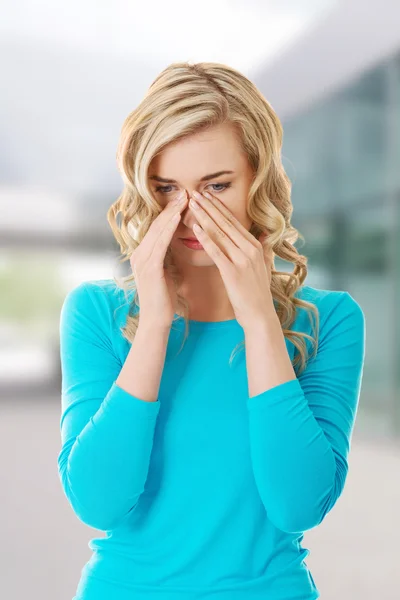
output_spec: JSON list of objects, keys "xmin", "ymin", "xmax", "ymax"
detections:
[
  {"xmin": 116, "ymin": 319, "xmax": 171, "ymax": 402},
  {"xmin": 62, "ymin": 320, "xmax": 170, "ymax": 530},
  {"xmin": 244, "ymin": 313, "xmax": 335, "ymax": 533},
  {"xmin": 244, "ymin": 311, "xmax": 297, "ymax": 398}
]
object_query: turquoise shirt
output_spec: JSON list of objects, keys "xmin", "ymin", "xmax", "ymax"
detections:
[{"xmin": 58, "ymin": 279, "xmax": 365, "ymax": 600}]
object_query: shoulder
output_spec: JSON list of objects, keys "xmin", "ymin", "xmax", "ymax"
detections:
[
  {"xmin": 296, "ymin": 284, "xmax": 364, "ymax": 318},
  {"xmin": 294, "ymin": 284, "xmax": 365, "ymax": 342},
  {"xmin": 60, "ymin": 278, "xmax": 135, "ymax": 332}
]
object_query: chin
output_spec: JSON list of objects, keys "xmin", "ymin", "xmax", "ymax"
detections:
[
  {"xmin": 187, "ymin": 256, "xmax": 215, "ymax": 266},
  {"xmin": 170, "ymin": 243, "xmax": 215, "ymax": 267},
  {"xmin": 178, "ymin": 253, "xmax": 215, "ymax": 267}
]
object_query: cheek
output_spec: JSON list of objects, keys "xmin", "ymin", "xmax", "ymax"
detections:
[
  {"xmin": 226, "ymin": 191, "xmax": 251, "ymax": 227},
  {"xmin": 230, "ymin": 206, "xmax": 252, "ymax": 230}
]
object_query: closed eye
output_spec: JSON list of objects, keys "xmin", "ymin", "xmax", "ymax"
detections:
[{"xmin": 155, "ymin": 182, "xmax": 232, "ymax": 194}]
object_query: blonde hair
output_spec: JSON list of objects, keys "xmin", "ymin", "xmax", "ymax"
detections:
[{"xmin": 107, "ymin": 61, "xmax": 319, "ymax": 376}]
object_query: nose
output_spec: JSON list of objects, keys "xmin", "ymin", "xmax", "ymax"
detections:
[{"xmin": 180, "ymin": 193, "xmax": 200, "ymax": 228}]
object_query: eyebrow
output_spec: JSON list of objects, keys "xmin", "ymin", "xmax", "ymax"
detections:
[{"xmin": 149, "ymin": 170, "xmax": 235, "ymax": 184}]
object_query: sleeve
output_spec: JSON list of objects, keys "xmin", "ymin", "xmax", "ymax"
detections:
[
  {"xmin": 246, "ymin": 291, "xmax": 366, "ymax": 534},
  {"xmin": 57, "ymin": 281, "xmax": 161, "ymax": 531}
]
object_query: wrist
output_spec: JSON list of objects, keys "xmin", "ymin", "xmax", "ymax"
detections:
[{"xmin": 138, "ymin": 317, "xmax": 172, "ymax": 335}]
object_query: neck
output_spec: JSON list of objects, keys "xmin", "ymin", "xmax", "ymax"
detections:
[{"xmin": 176, "ymin": 265, "xmax": 234, "ymax": 320}]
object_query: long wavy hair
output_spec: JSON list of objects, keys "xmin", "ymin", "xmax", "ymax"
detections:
[{"xmin": 107, "ymin": 61, "xmax": 319, "ymax": 376}]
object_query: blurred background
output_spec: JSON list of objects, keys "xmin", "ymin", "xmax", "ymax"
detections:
[{"xmin": 1, "ymin": 0, "xmax": 399, "ymax": 598}]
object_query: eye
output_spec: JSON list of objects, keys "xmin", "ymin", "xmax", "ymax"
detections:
[
  {"xmin": 154, "ymin": 182, "xmax": 232, "ymax": 194},
  {"xmin": 154, "ymin": 185, "xmax": 175, "ymax": 194},
  {"xmin": 208, "ymin": 182, "xmax": 232, "ymax": 193}
]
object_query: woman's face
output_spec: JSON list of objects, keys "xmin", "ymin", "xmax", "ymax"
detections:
[{"xmin": 148, "ymin": 122, "xmax": 255, "ymax": 269}]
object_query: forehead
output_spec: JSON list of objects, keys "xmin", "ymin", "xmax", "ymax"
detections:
[{"xmin": 150, "ymin": 123, "xmax": 248, "ymax": 177}]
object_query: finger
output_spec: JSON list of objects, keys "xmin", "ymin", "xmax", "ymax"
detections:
[
  {"xmin": 151, "ymin": 209, "xmax": 183, "ymax": 265},
  {"xmin": 192, "ymin": 224, "xmax": 232, "ymax": 273},
  {"xmin": 200, "ymin": 191, "xmax": 261, "ymax": 249},
  {"xmin": 190, "ymin": 196, "xmax": 245, "ymax": 263},
  {"xmin": 141, "ymin": 193, "xmax": 187, "ymax": 253}
]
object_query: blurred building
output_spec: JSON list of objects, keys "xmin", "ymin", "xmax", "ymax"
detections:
[{"xmin": 253, "ymin": 0, "xmax": 400, "ymax": 439}]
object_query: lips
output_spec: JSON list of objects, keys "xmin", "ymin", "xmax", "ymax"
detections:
[{"xmin": 181, "ymin": 238, "xmax": 198, "ymax": 241}]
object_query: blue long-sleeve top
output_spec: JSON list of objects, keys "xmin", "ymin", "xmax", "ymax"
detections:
[{"xmin": 57, "ymin": 279, "xmax": 366, "ymax": 600}]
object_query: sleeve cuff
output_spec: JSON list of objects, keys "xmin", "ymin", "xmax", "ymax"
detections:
[
  {"xmin": 103, "ymin": 380, "xmax": 161, "ymax": 418},
  {"xmin": 247, "ymin": 377, "xmax": 303, "ymax": 411}
]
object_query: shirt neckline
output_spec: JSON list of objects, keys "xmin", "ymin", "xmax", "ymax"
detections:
[{"xmin": 172, "ymin": 313, "xmax": 241, "ymax": 330}]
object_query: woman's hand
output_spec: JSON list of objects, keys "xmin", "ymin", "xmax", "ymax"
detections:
[
  {"xmin": 188, "ymin": 190, "xmax": 275, "ymax": 329},
  {"xmin": 130, "ymin": 191, "xmax": 188, "ymax": 328}
]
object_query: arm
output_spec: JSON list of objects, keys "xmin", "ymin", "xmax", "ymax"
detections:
[
  {"xmin": 115, "ymin": 316, "xmax": 171, "ymax": 403},
  {"xmin": 57, "ymin": 282, "xmax": 169, "ymax": 531},
  {"xmin": 244, "ymin": 291, "xmax": 366, "ymax": 534}
]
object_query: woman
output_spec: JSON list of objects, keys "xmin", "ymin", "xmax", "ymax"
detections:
[{"xmin": 58, "ymin": 61, "xmax": 366, "ymax": 600}]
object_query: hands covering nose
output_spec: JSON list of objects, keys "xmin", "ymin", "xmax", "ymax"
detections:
[{"xmin": 182, "ymin": 188, "xmax": 275, "ymax": 330}]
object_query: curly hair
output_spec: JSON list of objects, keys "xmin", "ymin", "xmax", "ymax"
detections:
[{"xmin": 107, "ymin": 61, "xmax": 319, "ymax": 376}]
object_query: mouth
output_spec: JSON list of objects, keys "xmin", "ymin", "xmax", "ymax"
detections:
[{"xmin": 180, "ymin": 236, "xmax": 204, "ymax": 249}]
